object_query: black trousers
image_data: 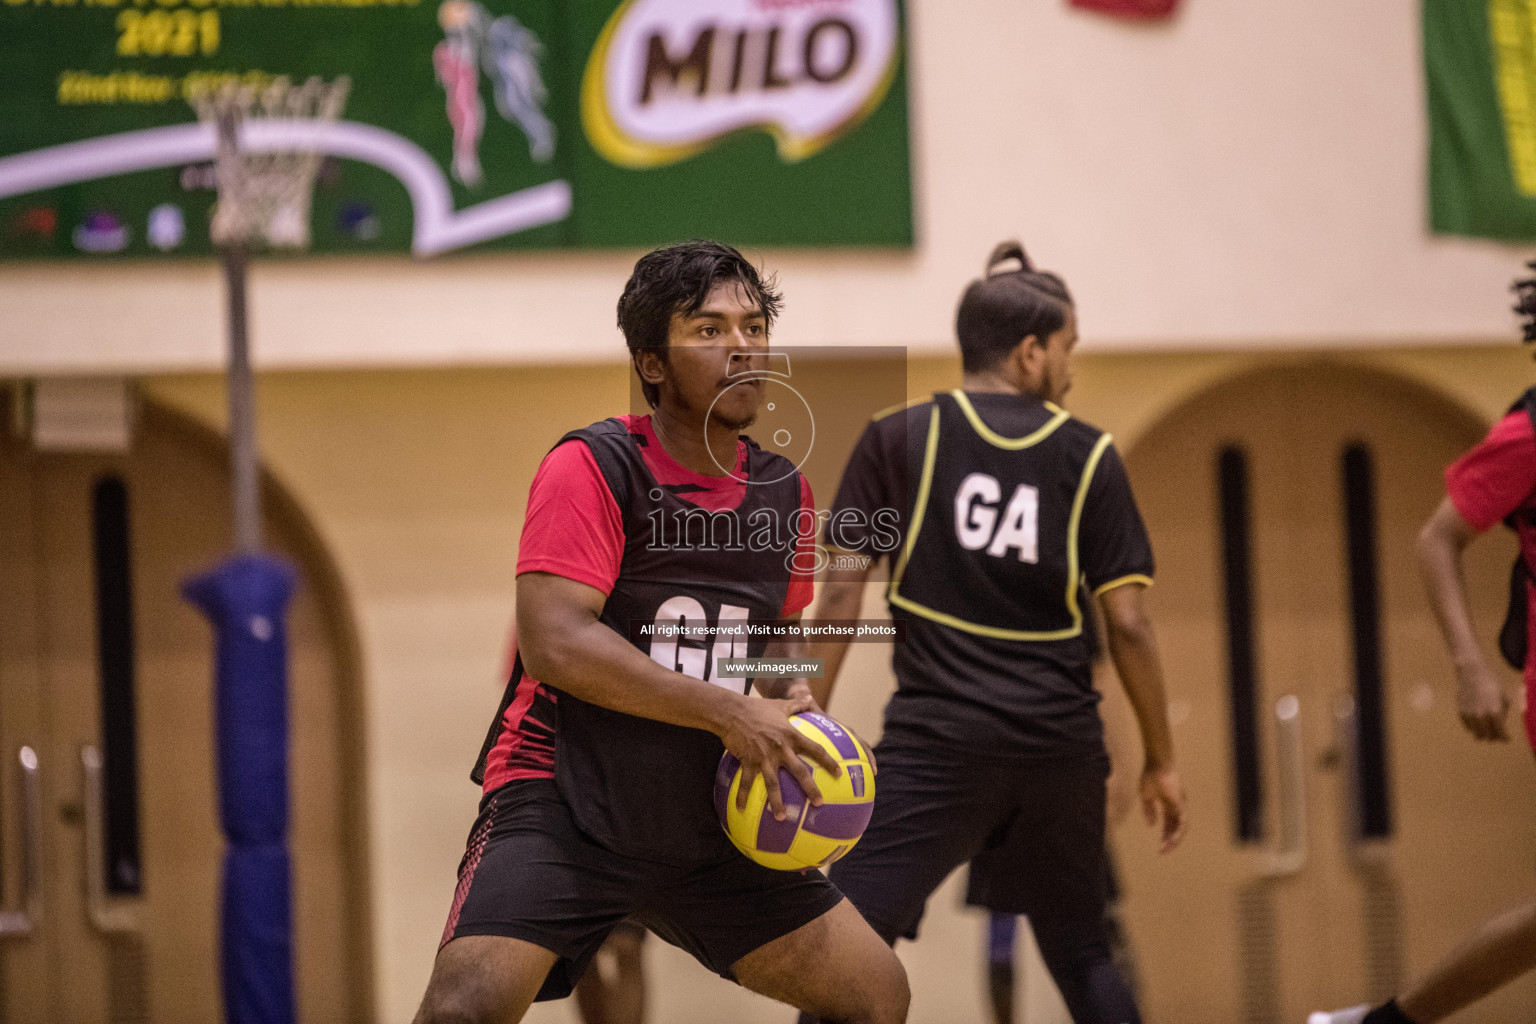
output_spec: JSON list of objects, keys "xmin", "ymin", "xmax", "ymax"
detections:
[{"xmin": 800, "ymin": 739, "xmax": 1140, "ymax": 1024}]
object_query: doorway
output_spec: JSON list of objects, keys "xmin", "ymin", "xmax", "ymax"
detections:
[
  {"xmin": 1114, "ymin": 363, "xmax": 1536, "ymax": 1024},
  {"xmin": 0, "ymin": 389, "xmax": 372, "ymax": 1023}
]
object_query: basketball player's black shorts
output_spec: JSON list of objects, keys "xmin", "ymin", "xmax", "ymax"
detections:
[
  {"xmin": 966, "ymin": 840, "xmax": 1123, "ymax": 915},
  {"xmin": 827, "ymin": 736, "xmax": 1109, "ymax": 943},
  {"xmin": 441, "ymin": 778, "xmax": 844, "ymax": 1001}
]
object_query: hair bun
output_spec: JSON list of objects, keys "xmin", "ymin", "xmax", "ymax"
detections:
[
  {"xmin": 985, "ymin": 240, "xmax": 1032, "ymax": 276},
  {"xmin": 1514, "ymin": 260, "xmax": 1536, "ymax": 343}
]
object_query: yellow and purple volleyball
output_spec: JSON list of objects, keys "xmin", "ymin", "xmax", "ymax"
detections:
[{"xmin": 713, "ymin": 711, "xmax": 876, "ymax": 871}]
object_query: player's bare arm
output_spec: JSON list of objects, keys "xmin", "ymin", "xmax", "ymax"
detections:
[
  {"xmin": 806, "ymin": 557, "xmax": 874, "ymax": 710},
  {"xmin": 1094, "ymin": 663, "xmax": 1142, "ymax": 829},
  {"xmin": 1417, "ymin": 496, "xmax": 1512, "ymax": 741},
  {"xmin": 1097, "ymin": 581, "xmax": 1187, "ymax": 853},
  {"xmin": 753, "ymin": 613, "xmax": 813, "ymax": 703},
  {"xmin": 516, "ymin": 571, "xmax": 838, "ymax": 817}
]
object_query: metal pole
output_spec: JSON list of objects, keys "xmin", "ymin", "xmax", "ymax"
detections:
[
  {"xmin": 222, "ymin": 239, "xmax": 260, "ymax": 555},
  {"xmin": 215, "ymin": 103, "xmax": 261, "ymax": 555}
]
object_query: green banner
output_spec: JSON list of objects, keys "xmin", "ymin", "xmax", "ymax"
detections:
[
  {"xmin": 1426, "ymin": 0, "xmax": 1536, "ymax": 239},
  {"xmin": 0, "ymin": 0, "xmax": 912, "ymax": 258}
]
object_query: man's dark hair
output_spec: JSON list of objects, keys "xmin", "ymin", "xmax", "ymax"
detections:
[
  {"xmin": 955, "ymin": 241, "xmax": 1073, "ymax": 374},
  {"xmin": 617, "ymin": 240, "xmax": 783, "ymax": 407},
  {"xmin": 1514, "ymin": 259, "xmax": 1536, "ymax": 350}
]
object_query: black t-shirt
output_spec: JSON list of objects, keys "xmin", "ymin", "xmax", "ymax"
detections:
[{"xmin": 826, "ymin": 391, "xmax": 1154, "ymax": 761}]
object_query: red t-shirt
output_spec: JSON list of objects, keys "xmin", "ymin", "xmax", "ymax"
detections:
[
  {"xmin": 516, "ymin": 414, "xmax": 816, "ymax": 611},
  {"xmin": 484, "ymin": 415, "xmax": 816, "ymax": 792},
  {"xmin": 1445, "ymin": 407, "xmax": 1536, "ymax": 747}
]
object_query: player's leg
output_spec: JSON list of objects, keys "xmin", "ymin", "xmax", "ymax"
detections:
[
  {"xmin": 414, "ymin": 935, "xmax": 558, "ymax": 1024},
  {"xmin": 574, "ymin": 922, "xmax": 647, "ymax": 1024},
  {"xmin": 604, "ymin": 925, "xmax": 646, "ymax": 1024},
  {"xmin": 421, "ymin": 779, "xmax": 635, "ymax": 1023},
  {"xmin": 731, "ymin": 899, "xmax": 909, "ymax": 1024},
  {"xmin": 825, "ymin": 739, "xmax": 1008, "ymax": 944},
  {"xmin": 985, "ymin": 913, "xmax": 1019, "ymax": 1024},
  {"xmin": 1029, "ymin": 914, "xmax": 1140, "ymax": 1024},
  {"xmin": 788, "ymin": 743, "xmax": 1011, "ymax": 1024},
  {"xmin": 1101, "ymin": 848, "xmax": 1140, "ymax": 999},
  {"xmin": 642, "ymin": 845, "xmax": 906, "ymax": 1024},
  {"xmin": 1399, "ymin": 896, "xmax": 1536, "ymax": 1021},
  {"xmin": 572, "ymin": 967, "xmax": 605, "ymax": 1024},
  {"xmin": 1310, "ymin": 896, "xmax": 1536, "ymax": 1024},
  {"xmin": 966, "ymin": 853, "xmax": 1021, "ymax": 1024},
  {"xmin": 997, "ymin": 756, "xmax": 1141, "ymax": 1024}
]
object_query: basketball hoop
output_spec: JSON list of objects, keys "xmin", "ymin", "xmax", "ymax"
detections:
[
  {"xmin": 188, "ymin": 74, "xmax": 348, "ymax": 556},
  {"xmin": 189, "ymin": 75, "xmax": 350, "ymax": 249}
]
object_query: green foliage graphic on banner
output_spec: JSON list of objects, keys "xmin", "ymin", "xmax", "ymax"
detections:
[
  {"xmin": 1426, "ymin": 0, "xmax": 1536, "ymax": 239},
  {"xmin": 0, "ymin": 0, "xmax": 912, "ymax": 258}
]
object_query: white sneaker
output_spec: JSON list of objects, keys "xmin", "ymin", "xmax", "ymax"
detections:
[{"xmin": 1307, "ymin": 1007, "xmax": 1369, "ymax": 1024}]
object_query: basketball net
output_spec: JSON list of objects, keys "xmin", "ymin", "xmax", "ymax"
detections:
[
  {"xmin": 187, "ymin": 74, "xmax": 348, "ymax": 555},
  {"xmin": 189, "ymin": 75, "xmax": 351, "ymax": 249}
]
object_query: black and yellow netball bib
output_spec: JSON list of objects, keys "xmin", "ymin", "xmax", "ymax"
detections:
[{"xmin": 887, "ymin": 391, "xmax": 1116, "ymax": 641}]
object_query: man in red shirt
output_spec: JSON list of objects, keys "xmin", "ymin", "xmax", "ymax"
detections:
[
  {"xmin": 1431, "ymin": 400, "xmax": 1536, "ymax": 748},
  {"xmin": 1311, "ymin": 370, "xmax": 1536, "ymax": 1022},
  {"xmin": 412, "ymin": 241, "xmax": 909, "ymax": 1024}
]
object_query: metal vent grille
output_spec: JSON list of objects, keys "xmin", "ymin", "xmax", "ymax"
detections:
[
  {"xmin": 1237, "ymin": 884, "xmax": 1279, "ymax": 1024},
  {"xmin": 107, "ymin": 935, "xmax": 149, "ymax": 1024},
  {"xmin": 1360, "ymin": 867, "xmax": 1404, "ymax": 1003}
]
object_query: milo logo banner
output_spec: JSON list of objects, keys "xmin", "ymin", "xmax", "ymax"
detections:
[
  {"xmin": 585, "ymin": 0, "xmax": 899, "ymax": 167},
  {"xmin": 570, "ymin": 0, "xmax": 908, "ymax": 245},
  {"xmin": 1427, "ymin": 0, "xmax": 1536, "ymax": 239},
  {"xmin": 0, "ymin": 0, "xmax": 911, "ymax": 258}
]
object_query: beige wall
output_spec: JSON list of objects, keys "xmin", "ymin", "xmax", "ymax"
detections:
[
  {"xmin": 136, "ymin": 342, "xmax": 1535, "ymax": 1023},
  {"xmin": 5, "ymin": 0, "xmax": 1536, "ymax": 373}
]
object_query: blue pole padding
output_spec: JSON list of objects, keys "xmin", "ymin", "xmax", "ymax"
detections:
[
  {"xmin": 183, "ymin": 552, "xmax": 298, "ymax": 1024},
  {"xmin": 223, "ymin": 843, "xmax": 296, "ymax": 1024},
  {"xmin": 183, "ymin": 553, "xmax": 296, "ymax": 841}
]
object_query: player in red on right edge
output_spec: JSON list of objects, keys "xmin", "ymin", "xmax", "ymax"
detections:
[{"xmin": 1309, "ymin": 266, "xmax": 1536, "ymax": 1024}]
